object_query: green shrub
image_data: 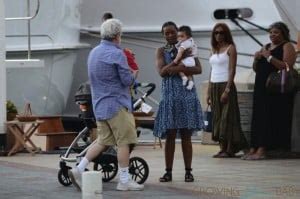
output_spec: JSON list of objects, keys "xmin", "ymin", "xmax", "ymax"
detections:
[{"xmin": 6, "ymin": 100, "xmax": 18, "ymax": 114}]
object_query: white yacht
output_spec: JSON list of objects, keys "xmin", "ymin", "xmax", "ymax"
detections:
[
  {"xmin": 2, "ymin": 0, "xmax": 299, "ymax": 115},
  {"xmin": 76, "ymin": 0, "xmax": 299, "ymax": 110},
  {"xmin": 0, "ymin": 0, "xmax": 299, "ymax": 143},
  {"xmin": 4, "ymin": 0, "xmax": 87, "ymax": 116}
]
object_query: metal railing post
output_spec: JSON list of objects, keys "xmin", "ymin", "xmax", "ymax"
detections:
[
  {"xmin": 5, "ymin": 0, "xmax": 40, "ymax": 60},
  {"xmin": 27, "ymin": 0, "xmax": 31, "ymax": 59}
]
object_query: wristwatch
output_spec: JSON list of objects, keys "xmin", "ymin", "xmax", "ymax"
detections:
[{"xmin": 224, "ymin": 87, "xmax": 230, "ymax": 93}]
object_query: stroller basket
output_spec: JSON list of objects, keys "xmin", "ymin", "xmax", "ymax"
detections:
[{"xmin": 74, "ymin": 82, "xmax": 92, "ymax": 105}]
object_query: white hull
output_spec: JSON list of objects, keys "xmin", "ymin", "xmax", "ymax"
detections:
[
  {"xmin": 81, "ymin": 0, "xmax": 281, "ymax": 32},
  {"xmin": 5, "ymin": 0, "xmax": 87, "ymax": 115},
  {"xmin": 3, "ymin": 0, "xmax": 299, "ymax": 115},
  {"xmin": 6, "ymin": 52, "xmax": 77, "ymax": 115},
  {"xmin": 274, "ymin": 0, "xmax": 300, "ymax": 37},
  {"xmin": 1, "ymin": 0, "xmax": 6, "ymax": 135},
  {"xmin": 78, "ymin": 0, "xmax": 293, "ymax": 110}
]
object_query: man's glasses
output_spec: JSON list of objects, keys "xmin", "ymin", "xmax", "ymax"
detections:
[{"xmin": 214, "ymin": 31, "xmax": 225, "ymax": 35}]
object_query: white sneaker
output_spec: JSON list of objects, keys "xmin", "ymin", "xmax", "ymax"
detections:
[
  {"xmin": 117, "ymin": 179, "xmax": 144, "ymax": 191},
  {"xmin": 68, "ymin": 168, "xmax": 81, "ymax": 191},
  {"xmin": 186, "ymin": 81, "xmax": 194, "ymax": 90}
]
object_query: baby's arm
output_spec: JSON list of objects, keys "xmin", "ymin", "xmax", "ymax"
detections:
[{"xmin": 173, "ymin": 47, "xmax": 185, "ymax": 64}]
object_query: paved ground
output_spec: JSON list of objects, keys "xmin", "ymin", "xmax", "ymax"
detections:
[
  {"xmin": 0, "ymin": 161, "xmax": 208, "ymax": 199},
  {"xmin": 1, "ymin": 143, "xmax": 300, "ymax": 199}
]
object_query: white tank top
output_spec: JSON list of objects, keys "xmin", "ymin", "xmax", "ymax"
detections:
[{"xmin": 209, "ymin": 46, "xmax": 231, "ymax": 83}]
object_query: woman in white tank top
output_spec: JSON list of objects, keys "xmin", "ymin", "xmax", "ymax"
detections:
[{"xmin": 207, "ymin": 23, "xmax": 248, "ymax": 158}]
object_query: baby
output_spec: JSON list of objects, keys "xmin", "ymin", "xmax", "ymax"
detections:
[
  {"xmin": 173, "ymin": 25, "xmax": 198, "ymax": 90},
  {"xmin": 123, "ymin": 48, "xmax": 139, "ymax": 79}
]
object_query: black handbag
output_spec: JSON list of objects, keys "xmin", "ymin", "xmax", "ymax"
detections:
[
  {"xmin": 266, "ymin": 62, "xmax": 299, "ymax": 94},
  {"xmin": 203, "ymin": 105, "xmax": 212, "ymax": 132}
]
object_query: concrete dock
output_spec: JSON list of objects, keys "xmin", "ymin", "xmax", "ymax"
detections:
[{"xmin": 1, "ymin": 143, "xmax": 300, "ymax": 199}]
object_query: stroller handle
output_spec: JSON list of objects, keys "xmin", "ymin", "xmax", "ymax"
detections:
[
  {"xmin": 132, "ymin": 82, "xmax": 156, "ymax": 110},
  {"xmin": 134, "ymin": 82, "xmax": 156, "ymax": 97}
]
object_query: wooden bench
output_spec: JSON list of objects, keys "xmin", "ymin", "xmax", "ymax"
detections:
[
  {"xmin": 35, "ymin": 132, "xmax": 77, "ymax": 151},
  {"xmin": 34, "ymin": 116, "xmax": 77, "ymax": 151}
]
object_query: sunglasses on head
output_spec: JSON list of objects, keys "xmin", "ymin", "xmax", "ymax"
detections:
[{"xmin": 214, "ymin": 31, "xmax": 225, "ymax": 35}]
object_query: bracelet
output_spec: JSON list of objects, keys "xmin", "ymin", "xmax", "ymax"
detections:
[
  {"xmin": 267, "ymin": 55, "xmax": 273, "ymax": 63},
  {"xmin": 224, "ymin": 87, "xmax": 230, "ymax": 93}
]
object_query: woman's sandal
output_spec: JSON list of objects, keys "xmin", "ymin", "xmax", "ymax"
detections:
[
  {"xmin": 241, "ymin": 153, "xmax": 255, "ymax": 160},
  {"xmin": 185, "ymin": 168, "xmax": 194, "ymax": 182},
  {"xmin": 244, "ymin": 154, "xmax": 266, "ymax": 160},
  {"xmin": 212, "ymin": 151, "xmax": 224, "ymax": 158},
  {"xmin": 213, "ymin": 152, "xmax": 235, "ymax": 158},
  {"xmin": 159, "ymin": 169, "xmax": 172, "ymax": 182}
]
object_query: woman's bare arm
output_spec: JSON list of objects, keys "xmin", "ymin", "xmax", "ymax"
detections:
[
  {"xmin": 156, "ymin": 47, "xmax": 202, "ymax": 77},
  {"xmin": 168, "ymin": 57, "xmax": 202, "ymax": 76},
  {"xmin": 206, "ymin": 68, "xmax": 212, "ymax": 105},
  {"xmin": 155, "ymin": 47, "xmax": 176, "ymax": 77},
  {"xmin": 271, "ymin": 42, "xmax": 296, "ymax": 69},
  {"xmin": 225, "ymin": 45, "xmax": 237, "ymax": 90},
  {"xmin": 261, "ymin": 42, "xmax": 296, "ymax": 69},
  {"xmin": 252, "ymin": 47, "xmax": 264, "ymax": 72}
]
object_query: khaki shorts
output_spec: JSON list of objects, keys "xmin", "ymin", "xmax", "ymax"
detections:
[{"xmin": 96, "ymin": 108, "xmax": 137, "ymax": 146}]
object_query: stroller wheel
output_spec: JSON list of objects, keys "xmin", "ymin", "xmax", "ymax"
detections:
[
  {"xmin": 129, "ymin": 156, "xmax": 149, "ymax": 184},
  {"xmin": 58, "ymin": 169, "xmax": 72, "ymax": 186},
  {"xmin": 93, "ymin": 154, "xmax": 118, "ymax": 182}
]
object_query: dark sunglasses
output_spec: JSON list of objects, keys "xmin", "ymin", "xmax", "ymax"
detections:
[{"xmin": 214, "ymin": 31, "xmax": 225, "ymax": 35}]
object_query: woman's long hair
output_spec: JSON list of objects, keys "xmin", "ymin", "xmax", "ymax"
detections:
[{"xmin": 211, "ymin": 23, "xmax": 235, "ymax": 53}]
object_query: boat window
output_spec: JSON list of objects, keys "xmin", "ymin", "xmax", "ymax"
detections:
[{"xmin": 214, "ymin": 8, "xmax": 253, "ymax": 19}]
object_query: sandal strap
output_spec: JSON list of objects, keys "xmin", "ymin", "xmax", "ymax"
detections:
[
  {"xmin": 185, "ymin": 172, "xmax": 194, "ymax": 182},
  {"xmin": 159, "ymin": 172, "xmax": 172, "ymax": 182},
  {"xmin": 165, "ymin": 168, "xmax": 172, "ymax": 172},
  {"xmin": 185, "ymin": 168, "xmax": 192, "ymax": 172}
]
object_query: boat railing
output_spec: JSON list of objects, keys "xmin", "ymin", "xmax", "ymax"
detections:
[
  {"xmin": 123, "ymin": 34, "xmax": 300, "ymax": 67},
  {"xmin": 5, "ymin": 0, "xmax": 43, "ymax": 67},
  {"xmin": 122, "ymin": 34, "xmax": 254, "ymax": 69},
  {"xmin": 82, "ymin": 31, "xmax": 299, "ymax": 70}
]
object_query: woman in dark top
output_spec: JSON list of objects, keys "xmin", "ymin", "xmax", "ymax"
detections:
[
  {"xmin": 153, "ymin": 21, "xmax": 204, "ymax": 182},
  {"xmin": 243, "ymin": 22, "xmax": 297, "ymax": 160}
]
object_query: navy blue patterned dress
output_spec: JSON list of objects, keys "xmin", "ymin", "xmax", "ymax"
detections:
[{"xmin": 153, "ymin": 45, "xmax": 204, "ymax": 138}]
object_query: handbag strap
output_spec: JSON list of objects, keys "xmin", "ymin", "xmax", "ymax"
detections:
[
  {"xmin": 206, "ymin": 105, "xmax": 211, "ymax": 112},
  {"xmin": 281, "ymin": 69, "xmax": 286, "ymax": 93},
  {"xmin": 280, "ymin": 62, "xmax": 291, "ymax": 93},
  {"xmin": 284, "ymin": 62, "xmax": 290, "ymax": 72}
]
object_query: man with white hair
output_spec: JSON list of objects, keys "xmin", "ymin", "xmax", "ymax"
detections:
[{"xmin": 68, "ymin": 18, "xmax": 144, "ymax": 191}]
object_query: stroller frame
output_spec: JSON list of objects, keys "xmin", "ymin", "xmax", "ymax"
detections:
[{"xmin": 58, "ymin": 82, "xmax": 155, "ymax": 186}]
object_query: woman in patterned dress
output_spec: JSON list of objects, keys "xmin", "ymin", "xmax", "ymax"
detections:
[{"xmin": 153, "ymin": 21, "xmax": 204, "ymax": 182}]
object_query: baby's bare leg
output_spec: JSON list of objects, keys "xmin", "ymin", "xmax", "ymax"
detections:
[
  {"xmin": 179, "ymin": 71, "xmax": 188, "ymax": 86},
  {"xmin": 186, "ymin": 75, "xmax": 194, "ymax": 90},
  {"xmin": 179, "ymin": 71, "xmax": 186, "ymax": 78}
]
